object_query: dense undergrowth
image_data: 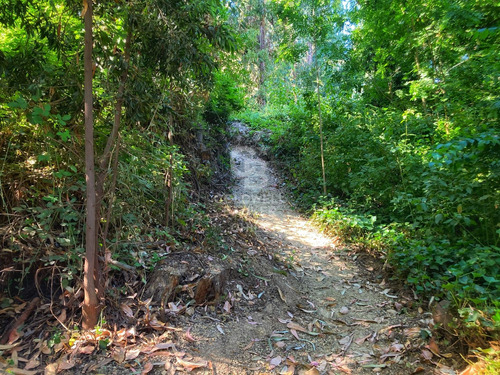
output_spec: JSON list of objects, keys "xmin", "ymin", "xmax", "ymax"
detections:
[
  {"xmin": 0, "ymin": 0, "xmax": 242, "ymax": 309},
  {"xmin": 231, "ymin": 0, "xmax": 500, "ymax": 353}
]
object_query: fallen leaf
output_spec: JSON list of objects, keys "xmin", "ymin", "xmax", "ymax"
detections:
[
  {"xmin": 8, "ymin": 329, "xmax": 21, "ymax": 344},
  {"xmin": 290, "ymin": 329, "xmax": 300, "ymax": 340},
  {"xmin": 287, "ymin": 322, "xmax": 307, "ymax": 333},
  {"xmin": 278, "ymin": 287, "xmax": 286, "ymax": 302},
  {"xmin": 427, "ymin": 338, "xmax": 440, "ymax": 355},
  {"xmin": 126, "ymin": 348, "xmax": 141, "ymax": 361},
  {"xmin": 391, "ymin": 343, "xmax": 405, "ymax": 352},
  {"xmin": 165, "ymin": 361, "xmax": 175, "ymax": 375},
  {"xmin": 303, "ymin": 367, "xmax": 320, "ymax": 375},
  {"xmin": 24, "ymin": 358, "xmax": 40, "ymax": 370},
  {"xmin": 141, "ymin": 362, "xmax": 153, "ymax": 374},
  {"xmin": 78, "ymin": 345, "xmax": 95, "ymax": 355},
  {"xmin": 112, "ymin": 347, "xmax": 126, "ymax": 363},
  {"xmin": 281, "ymin": 364, "xmax": 295, "ymax": 375},
  {"xmin": 0, "ymin": 344, "xmax": 19, "ymax": 350},
  {"xmin": 403, "ymin": 327, "xmax": 421, "ymax": 339},
  {"xmin": 355, "ymin": 333, "xmax": 373, "ymax": 345},
  {"xmin": 177, "ymin": 358, "xmax": 208, "ymax": 371},
  {"xmin": 216, "ymin": 324, "xmax": 225, "ymax": 335},
  {"xmin": 184, "ymin": 328, "xmax": 196, "ymax": 343},
  {"xmin": 58, "ymin": 355, "xmax": 76, "ymax": 371},
  {"xmin": 339, "ymin": 335, "xmax": 351, "ymax": 345},
  {"xmin": 57, "ymin": 309, "xmax": 67, "ymax": 324},
  {"xmin": 121, "ymin": 304, "xmax": 134, "ymax": 318},
  {"xmin": 223, "ymin": 301, "xmax": 231, "ymax": 313},
  {"xmin": 421, "ymin": 349, "xmax": 433, "ymax": 362},
  {"xmin": 269, "ymin": 356, "xmax": 282, "ymax": 369},
  {"xmin": 412, "ymin": 367, "xmax": 426, "ymax": 374},
  {"xmin": 44, "ymin": 362, "xmax": 58, "ymax": 375},
  {"xmin": 243, "ymin": 340, "xmax": 255, "ymax": 350}
]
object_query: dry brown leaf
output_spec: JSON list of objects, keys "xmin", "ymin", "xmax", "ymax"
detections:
[
  {"xmin": 126, "ymin": 348, "xmax": 141, "ymax": 361},
  {"xmin": 24, "ymin": 358, "xmax": 40, "ymax": 371},
  {"xmin": 403, "ymin": 327, "xmax": 421, "ymax": 339},
  {"xmin": 355, "ymin": 333, "xmax": 373, "ymax": 345},
  {"xmin": 290, "ymin": 329, "xmax": 300, "ymax": 340},
  {"xmin": 165, "ymin": 361, "xmax": 176, "ymax": 375},
  {"xmin": 302, "ymin": 367, "xmax": 320, "ymax": 375},
  {"xmin": 427, "ymin": 338, "xmax": 440, "ymax": 355},
  {"xmin": 121, "ymin": 304, "xmax": 134, "ymax": 318},
  {"xmin": 58, "ymin": 356, "xmax": 76, "ymax": 371},
  {"xmin": 243, "ymin": 340, "xmax": 255, "ymax": 350},
  {"xmin": 278, "ymin": 287, "xmax": 286, "ymax": 302},
  {"xmin": 141, "ymin": 362, "xmax": 154, "ymax": 374},
  {"xmin": 44, "ymin": 362, "xmax": 58, "ymax": 375},
  {"xmin": 78, "ymin": 345, "xmax": 95, "ymax": 355},
  {"xmin": 412, "ymin": 367, "xmax": 426, "ymax": 374},
  {"xmin": 56, "ymin": 309, "xmax": 67, "ymax": 325},
  {"xmin": 177, "ymin": 358, "xmax": 208, "ymax": 371},
  {"xmin": 0, "ymin": 343, "xmax": 19, "ymax": 350},
  {"xmin": 184, "ymin": 328, "xmax": 196, "ymax": 343},
  {"xmin": 112, "ymin": 347, "xmax": 126, "ymax": 363},
  {"xmin": 8, "ymin": 329, "xmax": 21, "ymax": 344},
  {"xmin": 287, "ymin": 322, "xmax": 307, "ymax": 333}
]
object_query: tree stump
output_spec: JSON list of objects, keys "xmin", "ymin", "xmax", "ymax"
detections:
[{"xmin": 144, "ymin": 252, "xmax": 230, "ymax": 306}]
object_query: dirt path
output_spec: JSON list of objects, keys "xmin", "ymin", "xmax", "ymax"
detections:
[
  {"xmin": 180, "ymin": 145, "xmax": 447, "ymax": 374},
  {"xmin": 50, "ymin": 142, "xmax": 453, "ymax": 375}
]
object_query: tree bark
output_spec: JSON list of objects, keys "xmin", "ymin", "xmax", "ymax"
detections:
[
  {"xmin": 316, "ymin": 67, "xmax": 327, "ymax": 195},
  {"xmin": 257, "ymin": 0, "xmax": 266, "ymax": 106},
  {"xmin": 82, "ymin": 0, "xmax": 99, "ymax": 330}
]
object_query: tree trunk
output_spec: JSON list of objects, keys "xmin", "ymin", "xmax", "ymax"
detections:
[
  {"xmin": 316, "ymin": 67, "xmax": 327, "ymax": 195},
  {"xmin": 165, "ymin": 128, "xmax": 174, "ymax": 227},
  {"xmin": 257, "ymin": 0, "xmax": 266, "ymax": 106},
  {"xmin": 82, "ymin": 0, "xmax": 100, "ymax": 330}
]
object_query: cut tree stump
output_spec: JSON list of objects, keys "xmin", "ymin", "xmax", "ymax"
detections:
[{"xmin": 144, "ymin": 252, "xmax": 231, "ymax": 307}]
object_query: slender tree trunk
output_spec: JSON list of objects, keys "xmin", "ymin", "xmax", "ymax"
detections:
[
  {"xmin": 165, "ymin": 127, "xmax": 174, "ymax": 227},
  {"xmin": 82, "ymin": 0, "xmax": 99, "ymax": 330},
  {"xmin": 316, "ymin": 67, "xmax": 327, "ymax": 195},
  {"xmin": 257, "ymin": 0, "xmax": 266, "ymax": 106}
]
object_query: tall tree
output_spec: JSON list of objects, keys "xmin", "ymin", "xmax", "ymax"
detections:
[{"xmin": 82, "ymin": 0, "xmax": 99, "ymax": 329}]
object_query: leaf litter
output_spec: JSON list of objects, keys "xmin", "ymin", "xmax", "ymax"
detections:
[{"xmin": 0, "ymin": 144, "xmax": 462, "ymax": 374}]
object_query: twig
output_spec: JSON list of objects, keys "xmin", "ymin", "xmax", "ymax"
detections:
[
  {"xmin": 341, "ymin": 333, "xmax": 354, "ymax": 357},
  {"xmin": 99, "ymin": 256, "xmax": 136, "ymax": 272},
  {"xmin": 0, "ymin": 297, "xmax": 40, "ymax": 344}
]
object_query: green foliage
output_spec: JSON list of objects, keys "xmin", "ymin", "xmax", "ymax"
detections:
[
  {"xmin": 204, "ymin": 70, "xmax": 244, "ymax": 125},
  {"xmin": 233, "ymin": 0, "xmax": 500, "ymax": 338},
  {"xmin": 0, "ymin": 0, "xmax": 241, "ymax": 301}
]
